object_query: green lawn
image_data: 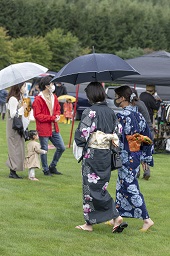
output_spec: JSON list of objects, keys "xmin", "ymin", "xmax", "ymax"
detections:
[{"xmin": 0, "ymin": 120, "xmax": 170, "ymax": 256}]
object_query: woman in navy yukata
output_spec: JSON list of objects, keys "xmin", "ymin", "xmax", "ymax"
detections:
[
  {"xmin": 74, "ymin": 82, "xmax": 128, "ymax": 233},
  {"xmin": 113, "ymin": 85, "xmax": 154, "ymax": 231}
]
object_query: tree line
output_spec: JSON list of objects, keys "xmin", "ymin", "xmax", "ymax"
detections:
[{"xmin": 0, "ymin": 0, "xmax": 170, "ymax": 70}]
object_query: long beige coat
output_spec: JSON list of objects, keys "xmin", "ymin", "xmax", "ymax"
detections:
[
  {"xmin": 25, "ymin": 141, "xmax": 44, "ymax": 169},
  {"xmin": 6, "ymin": 110, "xmax": 25, "ymax": 172}
]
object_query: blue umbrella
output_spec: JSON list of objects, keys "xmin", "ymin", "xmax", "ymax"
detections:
[{"xmin": 51, "ymin": 53, "xmax": 139, "ymax": 85}]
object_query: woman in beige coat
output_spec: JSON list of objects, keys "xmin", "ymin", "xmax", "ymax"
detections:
[
  {"xmin": 6, "ymin": 83, "xmax": 28, "ymax": 179},
  {"xmin": 25, "ymin": 130, "xmax": 47, "ymax": 181}
]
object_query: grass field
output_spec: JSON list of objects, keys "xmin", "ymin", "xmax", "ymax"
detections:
[{"xmin": 0, "ymin": 120, "xmax": 170, "ymax": 256}]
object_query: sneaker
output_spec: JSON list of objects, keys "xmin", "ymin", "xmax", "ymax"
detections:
[
  {"xmin": 49, "ymin": 166, "xmax": 62, "ymax": 175},
  {"xmin": 44, "ymin": 171, "xmax": 53, "ymax": 176}
]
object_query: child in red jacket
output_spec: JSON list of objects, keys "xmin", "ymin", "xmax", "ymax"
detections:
[{"xmin": 63, "ymin": 99, "xmax": 73, "ymax": 124}]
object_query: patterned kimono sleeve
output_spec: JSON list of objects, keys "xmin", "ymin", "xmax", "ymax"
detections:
[
  {"xmin": 138, "ymin": 113, "xmax": 154, "ymax": 167},
  {"xmin": 74, "ymin": 108, "xmax": 97, "ymax": 147},
  {"xmin": 140, "ymin": 123, "xmax": 154, "ymax": 167},
  {"xmin": 116, "ymin": 113, "xmax": 133, "ymax": 149}
]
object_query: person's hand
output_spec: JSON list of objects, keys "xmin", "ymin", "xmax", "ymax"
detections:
[
  {"xmin": 55, "ymin": 115, "xmax": 60, "ymax": 122},
  {"xmin": 156, "ymin": 96, "xmax": 162, "ymax": 102}
]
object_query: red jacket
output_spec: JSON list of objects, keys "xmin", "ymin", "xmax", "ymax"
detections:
[{"xmin": 32, "ymin": 92, "xmax": 60, "ymax": 136}]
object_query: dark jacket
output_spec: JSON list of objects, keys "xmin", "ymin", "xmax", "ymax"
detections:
[
  {"xmin": 54, "ymin": 85, "xmax": 67, "ymax": 97},
  {"xmin": 139, "ymin": 91, "xmax": 161, "ymax": 122},
  {"xmin": 135, "ymin": 99, "xmax": 154, "ymax": 139},
  {"xmin": 0, "ymin": 89, "xmax": 8, "ymax": 104}
]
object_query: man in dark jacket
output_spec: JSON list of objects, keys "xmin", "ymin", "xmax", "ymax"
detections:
[
  {"xmin": 139, "ymin": 85, "xmax": 162, "ymax": 123},
  {"xmin": 132, "ymin": 88, "xmax": 154, "ymax": 180},
  {"xmin": 139, "ymin": 85, "xmax": 162, "ymax": 180},
  {"xmin": 54, "ymin": 82, "xmax": 67, "ymax": 97},
  {"xmin": 54, "ymin": 83, "xmax": 67, "ymax": 114}
]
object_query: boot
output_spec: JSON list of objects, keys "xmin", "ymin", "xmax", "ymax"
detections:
[{"xmin": 9, "ymin": 169, "xmax": 23, "ymax": 179}]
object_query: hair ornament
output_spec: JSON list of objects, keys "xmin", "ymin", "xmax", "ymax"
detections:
[{"xmin": 130, "ymin": 93, "xmax": 136, "ymax": 102}]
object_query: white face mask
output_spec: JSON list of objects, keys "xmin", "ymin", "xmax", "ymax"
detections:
[
  {"xmin": 48, "ymin": 84, "xmax": 55, "ymax": 93},
  {"xmin": 50, "ymin": 85, "xmax": 55, "ymax": 93}
]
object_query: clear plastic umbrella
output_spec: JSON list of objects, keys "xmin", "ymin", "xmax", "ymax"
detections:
[{"xmin": 0, "ymin": 62, "xmax": 48, "ymax": 89}]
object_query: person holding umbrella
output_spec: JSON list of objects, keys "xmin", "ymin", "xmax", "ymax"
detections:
[
  {"xmin": 6, "ymin": 83, "xmax": 28, "ymax": 179},
  {"xmin": 74, "ymin": 82, "xmax": 128, "ymax": 233},
  {"xmin": 32, "ymin": 75, "xmax": 65, "ymax": 176}
]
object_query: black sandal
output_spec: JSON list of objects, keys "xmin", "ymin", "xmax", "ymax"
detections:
[{"xmin": 112, "ymin": 222, "xmax": 128, "ymax": 233}]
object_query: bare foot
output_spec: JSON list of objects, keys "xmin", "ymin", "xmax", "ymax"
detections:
[
  {"xmin": 141, "ymin": 218, "xmax": 154, "ymax": 231},
  {"xmin": 113, "ymin": 216, "xmax": 123, "ymax": 228},
  {"xmin": 29, "ymin": 177, "xmax": 39, "ymax": 181},
  {"xmin": 75, "ymin": 224, "xmax": 93, "ymax": 232}
]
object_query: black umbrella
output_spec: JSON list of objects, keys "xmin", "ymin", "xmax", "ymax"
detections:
[
  {"xmin": 52, "ymin": 52, "xmax": 139, "ymax": 148},
  {"xmin": 51, "ymin": 53, "xmax": 139, "ymax": 85}
]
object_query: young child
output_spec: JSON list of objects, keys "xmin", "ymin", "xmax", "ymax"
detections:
[
  {"xmin": 25, "ymin": 130, "xmax": 47, "ymax": 181},
  {"xmin": 63, "ymin": 98, "xmax": 73, "ymax": 124}
]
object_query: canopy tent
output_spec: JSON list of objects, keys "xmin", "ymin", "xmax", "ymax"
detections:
[{"xmin": 116, "ymin": 51, "xmax": 170, "ymax": 86}]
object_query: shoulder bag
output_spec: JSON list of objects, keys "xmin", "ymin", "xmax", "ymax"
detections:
[
  {"xmin": 111, "ymin": 145, "xmax": 122, "ymax": 171},
  {"xmin": 12, "ymin": 108, "xmax": 24, "ymax": 137}
]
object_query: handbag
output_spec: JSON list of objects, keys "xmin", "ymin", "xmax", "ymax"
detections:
[
  {"xmin": 12, "ymin": 108, "xmax": 24, "ymax": 137},
  {"xmin": 111, "ymin": 145, "xmax": 122, "ymax": 171},
  {"xmin": 73, "ymin": 140, "xmax": 83, "ymax": 161}
]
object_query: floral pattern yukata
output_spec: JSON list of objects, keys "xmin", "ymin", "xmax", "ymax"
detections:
[
  {"xmin": 74, "ymin": 102, "xmax": 120, "ymax": 225},
  {"xmin": 116, "ymin": 105, "xmax": 153, "ymax": 220}
]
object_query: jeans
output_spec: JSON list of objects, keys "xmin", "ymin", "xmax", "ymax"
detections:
[{"xmin": 39, "ymin": 132, "xmax": 65, "ymax": 172}]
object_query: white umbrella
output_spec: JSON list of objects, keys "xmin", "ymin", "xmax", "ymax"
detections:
[{"xmin": 0, "ymin": 62, "xmax": 48, "ymax": 89}]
